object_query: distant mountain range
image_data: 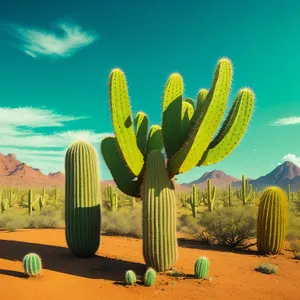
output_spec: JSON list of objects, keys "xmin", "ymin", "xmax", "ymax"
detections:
[
  {"xmin": 182, "ymin": 161, "xmax": 300, "ymax": 192},
  {"xmin": 0, "ymin": 152, "xmax": 299, "ymax": 191}
]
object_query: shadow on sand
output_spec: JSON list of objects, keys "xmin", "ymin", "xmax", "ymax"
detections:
[
  {"xmin": 0, "ymin": 240, "xmax": 146, "ymax": 280},
  {"xmin": 177, "ymin": 238, "xmax": 258, "ymax": 256}
]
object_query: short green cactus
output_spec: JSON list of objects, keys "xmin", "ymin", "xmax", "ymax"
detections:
[
  {"xmin": 22, "ymin": 253, "xmax": 42, "ymax": 277},
  {"xmin": 257, "ymin": 186, "xmax": 288, "ymax": 255},
  {"xmin": 65, "ymin": 141, "xmax": 101, "ymax": 258},
  {"xmin": 144, "ymin": 268, "xmax": 156, "ymax": 287},
  {"xmin": 125, "ymin": 270, "xmax": 137, "ymax": 285},
  {"xmin": 194, "ymin": 256, "xmax": 210, "ymax": 279}
]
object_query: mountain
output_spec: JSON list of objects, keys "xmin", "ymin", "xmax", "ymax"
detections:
[
  {"xmin": 0, "ymin": 153, "xmax": 64, "ymax": 188},
  {"xmin": 182, "ymin": 170, "xmax": 239, "ymax": 188},
  {"xmin": 249, "ymin": 161, "xmax": 300, "ymax": 191}
]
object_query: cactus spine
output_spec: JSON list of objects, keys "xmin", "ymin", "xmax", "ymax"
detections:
[
  {"xmin": 257, "ymin": 186, "xmax": 288, "ymax": 254},
  {"xmin": 142, "ymin": 150, "xmax": 178, "ymax": 272},
  {"xmin": 65, "ymin": 141, "xmax": 101, "ymax": 258},
  {"xmin": 22, "ymin": 253, "xmax": 42, "ymax": 277},
  {"xmin": 101, "ymin": 58, "xmax": 255, "ymax": 271}
]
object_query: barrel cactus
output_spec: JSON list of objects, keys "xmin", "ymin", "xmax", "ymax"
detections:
[
  {"xmin": 144, "ymin": 268, "xmax": 156, "ymax": 287},
  {"xmin": 194, "ymin": 256, "xmax": 210, "ymax": 279},
  {"xmin": 101, "ymin": 58, "xmax": 255, "ymax": 271},
  {"xmin": 257, "ymin": 186, "xmax": 288, "ymax": 255},
  {"xmin": 22, "ymin": 253, "xmax": 42, "ymax": 277},
  {"xmin": 65, "ymin": 141, "xmax": 101, "ymax": 258},
  {"xmin": 125, "ymin": 270, "xmax": 137, "ymax": 285}
]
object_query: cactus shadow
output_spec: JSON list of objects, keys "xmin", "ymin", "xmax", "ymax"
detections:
[
  {"xmin": 0, "ymin": 240, "xmax": 146, "ymax": 280},
  {"xmin": 177, "ymin": 238, "xmax": 258, "ymax": 256},
  {"xmin": 0, "ymin": 269, "xmax": 26, "ymax": 278}
]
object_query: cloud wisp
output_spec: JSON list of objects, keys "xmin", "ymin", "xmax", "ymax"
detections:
[
  {"xmin": 271, "ymin": 117, "xmax": 300, "ymax": 126},
  {"xmin": 279, "ymin": 153, "xmax": 300, "ymax": 167},
  {"xmin": 0, "ymin": 107, "xmax": 112, "ymax": 174},
  {"xmin": 9, "ymin": 22, "xmax": 98, "ymax": 58}
]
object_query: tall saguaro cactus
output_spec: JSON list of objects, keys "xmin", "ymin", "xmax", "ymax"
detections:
[
  {"xmin": 142, "ymin": 150, "xmax": 178, "ymax": 271},
  {"xmin": 65, "ymin": 141, "xmax": 101, "ymax": 258},
  {"xmin": 257, "ymin": 186, "xmax": 288, "ymax": 254},
  {"xmin": 101, "ymin": 58, "xmax": 255, "ymax": 271},
  {"xmin": 187, "ymin": 185, "xmax": 201, "ymax": 218},
  {"xmin": 237, "ymin": 175, "xmax": 253, "ymax": 205}
]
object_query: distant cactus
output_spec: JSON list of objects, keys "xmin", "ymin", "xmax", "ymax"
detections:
[
  {"xmin": 65, "ymin": 141, "xmax": 101, "ymax": 258},
  {"xmin": 111, "ymin": 192, "xmax": 118, "ymax": 212},
  {"xmin": 237, "ymin": 175, "xmax": 252, "ymax": 205},
  {"xmin": 28, "ymin": 188, "xmax": 40, "ymax": 215},
  {"xmin": 257, "ymin": 186, "xmax": 288, "ymax": 255},
  {"xmin": 125, "ymin": 270, "xmax": 137, "ymax": 285},
  {"xmin": 205, "ymin": 179, "xmax": 216, "ymax": 212},
  {"xmin": 144, "ymin": 268, "xmax": 156, "ymax": 287},
  {"xmin": 194, "ymin": 256, "xmax": 210, "ymax": 279},
  {"xmin": 228, "ymin": 182, "xmax": 232, "ymax": 206},
  {"xmin": 22, "ymin": 253, "xmax": 42, "ymax": 277},
  {"xmin": 187, "ymin": 185, "xmax": 201, "ymax": 218}
]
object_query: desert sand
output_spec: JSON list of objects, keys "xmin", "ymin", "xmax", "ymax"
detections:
[{"xmin": 0, "ymin": 229, "xmax": 299, "ymax": 300}]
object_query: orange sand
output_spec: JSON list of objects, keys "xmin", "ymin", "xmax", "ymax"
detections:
[{"xmin": 0, "ymin": 229, "xmax": 299, "ymax": 300}]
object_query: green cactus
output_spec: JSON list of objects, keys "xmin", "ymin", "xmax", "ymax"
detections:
[
  {"xmin": 204, "ymin": 179, "xmax": 216, "ymax": 212},
  {"xmin": 237, "ymin": 175, "xmax": 252, "ymax": 205},
  {"xmin": 228, "ymin": 182, "xmax": 232, "ymax": 206},
  {"xmin": 187, "ymin": 185, "xmax": 201, "ymax": 218},
  {"xmin": 125, "ymin": 270, "xmax": 137, "ymax": 285},
  {"xmin": 142, "ymin": 151, "xmax": 177, "ymax": 272},
  {"xmin": 101, "ymin": 58, "xmax": 255, "ymax": 271},
  {"xmin": 65, "ymin": 141, "xmax": 101, "ymax": 258},
  {"xmin": 194, "ymin": 256, "xmax": 210, "ymax": 279},
  {"xmin": 111, "ymin": 192, "xmax": 118, "ymax": 212},
  {"xmin": 22, "ymin": 253, "xmax": 42, "ymax": 277},
  {"xmin": 287, "ymin": 184, "xmax": 291, "ymax": 202},
  {"xmin": 257, "ymin": 187, "xmax": 288, "ymax": 255},
  {"xmin": 134, "ymin": 112, "xmax": 149, "ymax": 155},
  {"xmin": 28, "ymin": 188, "xmax": 40, "ymax": 215},
  {"xmin": 144, "ymin": 268, "xmax": 156, "ymax": 287},
  {"xmin": 54, "ymin": 185, "xmax": 59, "ymax": 205}
]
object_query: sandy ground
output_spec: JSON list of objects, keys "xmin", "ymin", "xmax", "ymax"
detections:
[{"xmin": 0, "ymin": 229, "xmax": 299, "ymax": 300}]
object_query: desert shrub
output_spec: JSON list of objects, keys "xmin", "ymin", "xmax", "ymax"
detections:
[
  {"xmin": 256, "ymin": 263, "xmax": 278, "ymax": 274},
  {"xmin": 198, "ymin": 206, "xmax": 257, "ymax": 248},
  {"xmin": 102, "ymin": 206, "xmax": 142, "ymax": 238},
  {"xmin": 286, "ymin": 213, "xmax": 300, "ymax": 241},
  {"xmin": 0, "ymin": 209, "xmax": 29, "ymax": 231},
  {"xmin": 289, "ymin": 239, "xmax": 300, "ymax": 259},
  {"xmin": 28, "ymin": 207, "xmax": 63, "ymax": 228}
]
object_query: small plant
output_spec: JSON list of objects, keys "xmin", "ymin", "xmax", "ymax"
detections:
[
  {"xmin": 144, "ymin": 268, "xmax": 156, "ymax": 287},
  {"xmin": 194, "ymin": 256, "xmax": 210, "ymax": 279},
  {"xmin": 290, "ymin": 240, "xmax": 300, "ymax": 260},
  {"xmin": 22, "ymin": 253, "xmax": 42, "ymax": 277},
  {"xmin": 125, "ymin": 270, "xmax": 136, "ymax": 285},
  {"xmin": 255, "ymin": 263, "xmax": 278, "ymax": 274}
]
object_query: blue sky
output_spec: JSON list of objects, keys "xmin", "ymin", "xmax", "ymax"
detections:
[{"xmin": 0, "ymin": 0, "xmax": 300, "ymax": 183}]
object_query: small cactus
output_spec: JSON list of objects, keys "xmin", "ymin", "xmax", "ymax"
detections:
[
  {"xmin": 194, "ymin": 256, "xmax": 210, "ymax": 279},
  {"xmin": 22, "ymin": 253, "xmax": 42, "ymax": 277},
  {"xmin": 144, "ymin": 268, "xmax": 156, "ymax": 287},
  {"xmin": 125, "ymin": 270, "xmax": 137, "ymax": 285}
]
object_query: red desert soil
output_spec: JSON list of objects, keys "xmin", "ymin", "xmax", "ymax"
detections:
[{"xmin": 0, "ymin": 229, "xmax": 299, "ymax": 300}]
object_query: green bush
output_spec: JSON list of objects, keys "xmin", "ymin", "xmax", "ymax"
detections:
[{"xmin": 256, "ymin": 263, "xmax": 278, "ymax": 274}]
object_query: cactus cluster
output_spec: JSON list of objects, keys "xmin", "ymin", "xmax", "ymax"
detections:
[{"xmin": 101, "ymin": 58, "xmax": 255, "ymax": 271}]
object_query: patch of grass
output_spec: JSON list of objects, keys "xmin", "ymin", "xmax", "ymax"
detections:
[
  {"xmin": 102, "ymin": 206, "xmax": 142, "ymax": 238},
  {"xmin": 255, "ymin": 263, "xmax": 278, "ymax": 274}
]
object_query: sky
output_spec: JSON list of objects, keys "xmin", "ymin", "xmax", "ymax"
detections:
[{"xmin": 0, "ymin": 0, "xmax": 300, "ymax": 184}]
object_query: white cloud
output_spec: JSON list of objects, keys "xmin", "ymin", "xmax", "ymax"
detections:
[
  {"xmin": 10, "ymin": 22, "xmax": 98, "ymax": 58},
  {"xmin": 0, "ymin": 107, "xmax": 112, "ymax": 174},
  {"xmin": 271, "ymin": 117, "xmax": 300, "ymax": 126},
  {"xmin": 280, "ymin": 153, "xmax": 300, "ymax": 167}
]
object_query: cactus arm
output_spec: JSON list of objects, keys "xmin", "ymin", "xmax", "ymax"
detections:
[
  {"xmin": 198, "ymin": 88, "xmax": 255, "ymax": 166},
  {"xmin": 109, "ymin": 68, "xmax": 144, "ymax": 176},
  {"xmin": 134, "ymin": 112, "xmax": 149, "ymax": 155},
  {"xmin": 180, "ymin": 101, "xmax": 194, "ymax": 144},
  {"xmin": 162, "ymin": 73, "xmax": 184, "ymax": 158},
  {"xmin": 184, "ymin": 97, "xmax": 195, "ymax": 108},
  {"xmin": 167, "ymin": 58, "xmax": 233, "ymax": 177},
  {"xmin": 101, "ymin": 136, "xmax": 141, "ymax": 197},
  {"xmin": 146, "ymin": 125, "xmax": 163, "ymax": 154},
  {"xmin": 190, "ymin": 88, "xmax": 209, "ymax": 126}
]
